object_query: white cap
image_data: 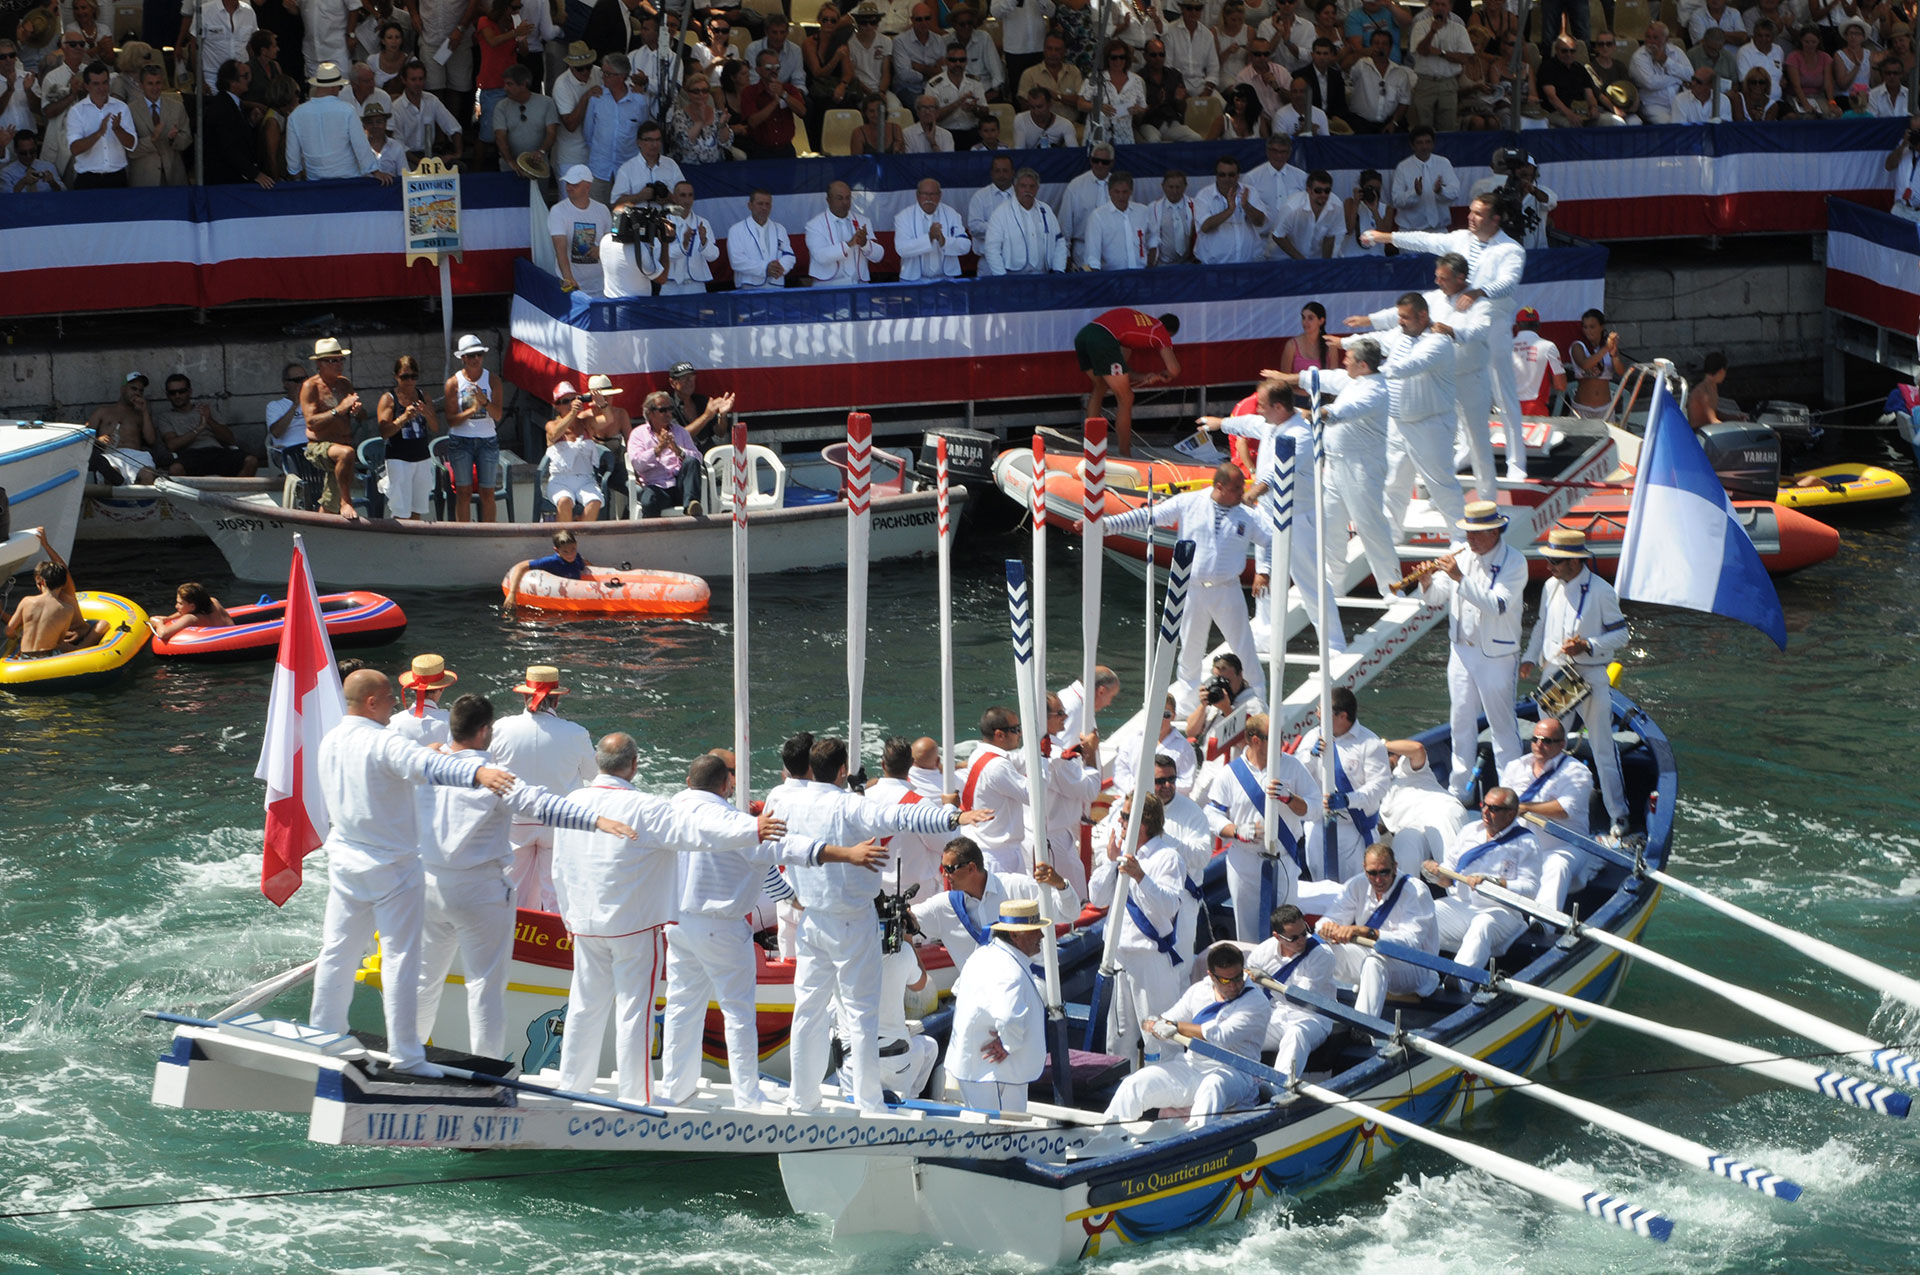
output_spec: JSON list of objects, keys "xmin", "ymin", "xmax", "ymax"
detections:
[
  {"xmin": 553, "ymin": 381, "xmax": 578, "ymax": 398},
  {"xmin": 561, "ymin": 164, "xmax": 593, "ymax": 186}
]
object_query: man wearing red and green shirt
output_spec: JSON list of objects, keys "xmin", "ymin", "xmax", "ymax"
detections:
[{"xmin": 1074, "ymin": 308, "xmax": 1182, "ymax": 457}]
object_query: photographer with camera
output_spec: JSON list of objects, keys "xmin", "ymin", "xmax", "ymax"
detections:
[
  {"xmin": 1885, "ymin": 114, "xmax": 1920, "ymax": 222},
  {"xmin": 599, "ymin": 182, "xmax": 672, "ymax": 299},
  {"xmin": 542, "ymin": 387, "xmax": 605, "ymax": 522},
  {"xmin": 1183, "ymin": 653, "xmax": 1264, "ymax": 775}
]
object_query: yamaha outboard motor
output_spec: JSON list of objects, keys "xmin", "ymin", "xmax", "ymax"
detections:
[{"xmin": 1696, "ymin": 422, "xmax": 1781, "ymax": 501}]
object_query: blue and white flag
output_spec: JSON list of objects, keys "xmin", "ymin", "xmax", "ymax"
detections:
[{"xmin": 1616, "ymin": 380, "xmax": 1787, "ymax": 650}]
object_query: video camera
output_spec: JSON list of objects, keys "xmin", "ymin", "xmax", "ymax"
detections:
[
  {"xmin": 1490, "ymin": 147, "xmax": 1541, "ymax": 241},
  {"xmin": 612, "ymin": 200, "xmax": 674, "ymax": 245},
  {"xmin": 876, "ymin": 882, "xmax": 921, "ymax": 956}
]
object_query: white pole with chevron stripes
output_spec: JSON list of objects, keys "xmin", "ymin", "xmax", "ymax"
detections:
[
  {"xmin": 1030, "ymin": 434, "xmax": 1049, "ymax": 736},
  {"xmin": 937, "ymin": 437, "xmax": 957, "ymax": 799},
  {"xmin": 1006, "ymin": 559, "xmax": 1066, "ymax": 1021},
  {"xmin": 846, "ymin": 411, "xmax": 873, "ymax": 781},
  {"xmin": 730, "ymin": 421, "xmax": 751, "ymax": 811},
  {"xmin": 1260, "ymin": 433, "xmax": 1296, "ymax": 864},
  {"xmin": 1080, "ymin": 417, "xmax": 1106, "ymax": 734},
  {"xmin": 1306, "ymin": 367, "xmax": 1339, "ymax": 869}
]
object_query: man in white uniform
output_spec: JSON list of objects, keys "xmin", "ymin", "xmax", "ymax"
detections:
[
  {"xmin": 550, "ymin": 734, "xmax": 783, "ymax": 1105},
  {"xmin": 487, "ymin": 664, "xmax": 598, "ymax": 912},
  {"xmin": 310, "ymin": 670, "xmax": 517, "ymax": 1077},
  {"xmin": 1205, "ymin": 713, "xmax": 1318, "ymax": 942},
  {"xmin": 661, "ymin": 179, "xmax": 719, "ymax": 297},
  {"xmin": 1039, "ymin": 693, "xmax": 1102, "ymax": 905},
  {"xmin": 1315, "ymin": 843, "xmax": 1440, "ymax": 1016},
  {"xmin": 893, "ymin": 176, "xmax": 971, "ymax": 281},
  {"xmin": 1054, "ymin": 666, "xmax": 1120, "ymax": 752},
  {"xmin": 1272, "ymin": 168, "xmax": 1342, "ymax": 259},
  {"xmin": 912, "ymin": 836, "xmax": 1062, "ymax": 970},
  {"xmin": 1104, "ymin": 943, "xmax": 1271, "ymax": 1126},
  {"xmin": 983, "ymin": 167, "xmax": 1067, "ymax": 275},
  {"xmin": 769, "ymin": 736, "xmax": 985, "ymax": 1115},
  {"xmin": 1363, "ymin": 194, "xmax": 1531, "ymax": 479},
  {"xmin": 1428, "ymin": 252, "xmax": 1499, "ymax": 499},
  {"xmin": 805, "ymin": 179, "xmax": 885, "ymax": 285},
  {"xmin": 1148, "ymin": 169, "xmax": 1198, "ymax": 266},
  {"xmin": 1294, "ymin": 686, "xmax": 1390, "ymax": 903},
  {"xmin": 1082, "ymin": 169, "xmax": 1158, "ymax": 270},
  {"xmin": 1422, "ymin": 786, "xmax": 1540, "ymax": 977},
  {"xmin": 1108, "ymin": 700, "xmax": 1199, "ymax": 798},
  {"xmin": 415, "ymin": 695, "xmax": 624, "ymax": 1060},
  {"xmin": 1087, "ymin": 794, "xmax": 1191, "ymax": 1062},
  {"xmin": 1247, "ymin": 903, "xmax": 1336, "ymax": 1078},
  {"xmin": 726, "ymin": 188, "xmax": 797, "ymax": 290},
  {"xmin": 959, "ymin": 705, "xmax": 1036, "ymax": 875},
  {"xmin": 1348, "ymin": 291, "xmax": 1466, "ymax": 536},
  {"xmin": 944, "ymin": 897, "xmax": 1052, "ymax": 1112},
  {"xmin": 1501, "ymin": 717, "xmax": 1596, "ymax": 911},
  {"xmin": 1521, "ymin": 528, "xmax": 1632, "ymax": 835},
  {"xmin": 1103, "ymin": 463, "xmax": 1272, "ymax": 701},
  {"xmin": 389, "ymin": 653, "xmax": 456, "ymax": 745},
  {"xmin": 1058, "ymin": 143, "xmax": 1115, "ymax": 267},
  {"xmin": 1243, "ymin": 136, "xmax": 1305, "ymax": 241},
  {"xmin": 1418, "ymin": 501, "xmax": 1526, "ymax": 801},
  {"xmin": 1391, "ymin": 125, "xmax": 1459, "ymax": 232},
  {"xmin": 967, "ymin": 153, "xmax": 1019, "ymax": 242},
  {"xmin": 869, "ymin": 736, "xmax": 951, "ymax": 896},
  {"xmin": 1192, "ymin": 154, "xmax": 1269, "ymax": 265},
  {"xmin": 659, "ymin": 753, "xmax": 886, "ymax": 1108}
]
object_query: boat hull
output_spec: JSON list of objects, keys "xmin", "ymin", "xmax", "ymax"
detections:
[
  {"xmin": 77, "ymin": 476, "xmax": 286, "ymax": 542},
  {"xmin": 153, "ymin": 479, "xmax": 959, "ymax": 588},
  {"xmin": 151, "ymin": 591, "xmax": 408, "ymax": 661},
  {"xmin": 0, "ymin": 591, "xmax": 151, "ymax": 693},
  {"xmin": 0, "ymin": 423, "xmax": 91, "ymax": 576}
]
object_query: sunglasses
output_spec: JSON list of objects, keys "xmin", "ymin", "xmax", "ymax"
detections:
[
  {"xmin": 397, "ymin": 373, "xmax": 418, "ymax": 380},
  {"xmin": 938, "ymin": 862, "xmax": 962, "ymax": 874},
  {"xmin": 319, "ymin": 357, "xmax": 345, "ymax": 365},
  {"xmin": 947, "ymin": 56, "xmax": 965, "ymax": 62},
  {"xmin": 1532, "ymin": 735, "xmax": 1563, "ymax": 746},
  {"xmin": 1364, "ymin": 867, "xmax": 1395, "ymax": 878},
  {"xmin": 1152, "ymin": 775, "xmax": 1177, "ymax": 785},
  {"xmin": 1211, "ymin": 970, "xmax": 1247, "ymax": 984},
  {"xmin": 1277, "ymin": 930, "xmax": 1310, "ymax": 943},
  {"xmin": 1109, "ymin": 52, "xmax": 1128, "ymax": 60},
  {"xmin": 1482, "ymin": 801, "xmax": 1516, "ymax": 813}
]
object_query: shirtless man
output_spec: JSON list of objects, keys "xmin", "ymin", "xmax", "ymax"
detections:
[
  {"xmin": 298, "ymin": 337, "xmax": 367, "ymax": 518},
  {"xmin": 5, "ymin": 530, "xmax": 100, "ymax": 656},
  {"xmin": 84, "ymin": 372, "xmax": 162, "ymax": 484}
]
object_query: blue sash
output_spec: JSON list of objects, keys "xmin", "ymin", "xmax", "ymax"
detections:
[
  {"xmin": 1192, "ymin": 983, "xmax": 1258, "ymax": 1025},
  {"xmin": 1454, "ymin": 823, "xmax": 1527, "ymax": 876},
  {"xmin": 1362, "ymin": 875, "xmax": 1411, "ymax": 931},
  {"xmin": 1274, "ymin": 934, "xmax": 1325, "ymax": 984},
  {"xmin": 1183, "ymin": 876, "xmax": 1204, "ymax": 901},
  {"xmin": 1126, "ymin": 895, "xmax": 1184, "ymax": 967},
  {"xmin": 1517, "ymin": 754, "xmax": 1565, "ymax": 805},
  {"xmin": 1316, "ymin": 737, "xmax": 1378, "ymax": 878},
  {"xmin": 949, "ymin": 889, "xmax": 993, "ymax": 947},
  {"xmin": 1233, "ymin": 755, "xmax": 1303, "ymax": 869}
]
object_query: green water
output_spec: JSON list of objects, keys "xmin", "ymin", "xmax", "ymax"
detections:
[{"xmin": 2, "ymin": 511, "xmax": 1917, "ymax": 1274}]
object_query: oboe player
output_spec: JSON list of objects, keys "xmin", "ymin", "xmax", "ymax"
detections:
[{"xmin": 1418, "ymin": 501, "xmax": 1524, "ymax": 806}]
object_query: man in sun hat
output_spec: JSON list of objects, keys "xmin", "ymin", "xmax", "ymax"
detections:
[
  {"xmin": 390, "ymin": 653, "xmax": 459, "ymax": 746},
  {"xmin": 1522, "ymin": 528, "xmax": 1632, "ymax": 837},
  {"xmin": 285, "ymin": 61, "xmax": 389, "ymax": 183},
  {"xmin": 488, "ymin": 661, "xmax": 599, "ymax": 911},
  {"xmin": 1417, "ymin": 499, "xmax": 1525, "ymax": 804},
  {"xmin": 943, "ymin": 895, "xmax": 1051, "ymax": 1113},
  {"xmin": 1104, "ymin": 940, "xmax": 1272, "ymax": 1128},
  {"xmin": 299, "ymin": 335, "xmax": 367, "ymax": 518}
]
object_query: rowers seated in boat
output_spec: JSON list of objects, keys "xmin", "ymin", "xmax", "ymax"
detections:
[
  {"xmin": 1247, "ymin": 904, "xmax": 1337, "ymax": 1081},
  {"xmin": 1102, "ymin": 943, "xmax": 1273, "ymax": 1128},
  {"xmin": 1312, "ymin": 843, "xmax": 1441, "ymax": 1015},
  {"xmin": 1420, "ymin": 787, "xmax": 1542, "ymax": 984},
  {"xmin": 147, "ymin": 582, "xmax": 234, "ymax": 641}
]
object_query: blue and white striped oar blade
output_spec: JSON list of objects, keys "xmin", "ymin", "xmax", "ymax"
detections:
[
  {"xmin": 1581, "ymin": 1191, "xmax": 1675, "ymax": 1242},
  {"xmin": 1160, "ymin": 540, "xmax": 1197, "ymax": 641},
  {"xmin": 1869, "ymin": 1047, "xmax": 1920, "ymax": 1089},
  {"xmin": 1262, "ymin": 436, "xmax": 1296, "ymax": 534},
  {"xmin": 1815, "ymin": 1069, "xmax": 1913, "ymax": 1118},
  {"xmin": 1705, "ymin": 1155, "xmax": 1802, "ymax": 1201},
  {"xmin": 1006, "ymin": 559, "xmax": 1034, "ymax": 665}
]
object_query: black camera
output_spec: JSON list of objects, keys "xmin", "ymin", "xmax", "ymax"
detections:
[
  {"xmin": 612, "ymin": 202, "xmax": 673, "ymax": 245},
  {"xmin": 1910, "ymin": 128, "xmax": 1920, "ymax": 147},
  {"xmin": 1203, "ymin": 675, "xmax": 1235, "ymax": 707},
  {"xmin": 877, "ymin": 883, "xmax": 921, "ymax": 955}
]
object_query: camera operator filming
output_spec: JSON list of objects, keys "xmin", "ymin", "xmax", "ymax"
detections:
[{"xmin": 600, "ymin": 181, "xmax": 675, "ymax": 298}]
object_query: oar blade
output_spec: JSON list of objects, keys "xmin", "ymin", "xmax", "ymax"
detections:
[
  {"xmin": 1581, "ymin": 1190, "xmax": 1674, "ymax": 1242},
  {"xmin": 1705, "ymin": 1155, "xmax": 1802, "ymax": 1202}
]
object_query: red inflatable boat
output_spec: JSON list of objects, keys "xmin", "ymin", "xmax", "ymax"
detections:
[{"xmin": 151, "ymin": 591, "xmax": 407, "ymax": 662}]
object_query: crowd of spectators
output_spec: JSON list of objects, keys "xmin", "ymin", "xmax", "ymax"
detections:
[{"xmin": 2, "ymin": 0, "xmax": 1914, "ymax": 195}]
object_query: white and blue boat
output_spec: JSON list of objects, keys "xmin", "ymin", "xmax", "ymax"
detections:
[{"xmin": 0, "ymin": 422, "xmax": 92, "ymax": 577}]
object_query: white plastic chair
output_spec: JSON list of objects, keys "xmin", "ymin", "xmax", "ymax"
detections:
[{"xmin": 703, "ymin": 442, "xmax": 788, "ymax": 512}]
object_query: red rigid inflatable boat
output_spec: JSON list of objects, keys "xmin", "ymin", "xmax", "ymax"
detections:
[{"xmin": 151, "ymin": 591, "xmax": 408, "ymax": 662}]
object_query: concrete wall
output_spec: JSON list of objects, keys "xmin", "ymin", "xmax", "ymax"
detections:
[
  {"xmin": 0, "ymin": 324, "xmax": 514, "ymax": 460},
  {"xmin": 1603, "ymin": 258, "xmax": 1826, "ymax": 402}
]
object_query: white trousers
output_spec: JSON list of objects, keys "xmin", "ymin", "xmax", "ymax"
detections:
[
  {"xmin": 1107, "ymin": 948, "xmax": 1187, "ymax": 1065},
  {"xmin": 1224, "ymin": 841, "xmax": 1297, "ymax": 944},
  {"xmin": 557, "ymin": 927, "xmax": 666, "ymax": 1104},
  {"xmin": 1180, "ymin": 579, "xmax": 1267, "ymax": 700},
  {"xmin": 1383, "ymin": 414, "xmax": 1468, "ymax": 534},
  {"xmin": 1256, "ymin": 471, "xmax": 1348, "ymax": 654},
  {"xmin": 415, "ymin": 863, "xmax": 516, "ymax": 1059},
  {"xmin": 1434, "ymin": 897, "xmax": 1528, "ymax": 973},
  {"xmin": 509, "ymin": 826, "xmax": 557, "ymax": 913},
  {"xmin": 310, "ymin": 847, "xmax": 429, "ymax": 1069},
  {"xmin": 1486, "ymin": 304, "xmax": 1527, "ymax": 478},
  {"xmin": 659, "ymin": 914, "xmax": 763, "ymax": 1106},
  {"xmin": 1324, "ymin": 451, "xmax": 1403, "ymax": 597},
  {"xmin": 788, "ymin": 909, "xmax": 886, "ymax": 1114},
  {"xmin": 1447, "ymin": 644, "xmax": 1522, "ymax": 797},
  {"xmin": 1537, "ymin": 845, "xmax": 1600, "ymax": 912},
  {"xmin": 384, "ymin": 456, "xmax": 437, "ymax": 519},
  {"xmin": 1266, "ymin": 1010, "xmax": 1333, "ymax": 1079},
  {"xmin": 956, "ymin": 1077, "xmax": 1029, "ymax": 1113},
  {"xmin": 1560, "ymin": 676, "xmax": 1627, "ymax": 822},
  {"xmin": 1455, "ymin": 370, "xmax": 1499, "ymax": 499},
  {"xmin": 842, "ymin": 1033, "xmax": 937, "ymax": 1103},
  {"xmin": 1105, "ymin": 1056, "xmax": 1260, "ymax": 1127},
  {"xmin": 1330, "ymin": 938, "xmax": 1437, "ymax": 1018}
]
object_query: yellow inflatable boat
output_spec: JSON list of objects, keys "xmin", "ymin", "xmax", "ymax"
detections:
[
  {"xmin": 1, "ymin": 592, "xmax": 151, "ymax": 693},
  {"xmin": 1777, "ymin": 464, "xmax": 1911, "ymax": 517}
]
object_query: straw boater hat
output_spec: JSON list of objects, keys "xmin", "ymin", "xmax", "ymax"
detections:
[
  {"xmin": 309, "ymin": 336, "xmax": 351, "ymax": 359},
  {"xmin": 991, "ymin": 898, "xmax": 1051, "ymax": 933},
  {"xmin": 1540, "ymin": 528, "xmax": 1594, "ymax": 559},
  {"xmin": 362, "ymin": 99, "xmax": 390, "ymax": 119},
  {"xmin": 515, "ymin": 151, "xmax": 551, "ymax": 181},
  {"xmin": 398, "ymin": 653, "xmax": 458, "ymax": 691},
  {"xmin": 587, "ymin": 373, "xmax": 622, "ymax": 396},
  {"xmin": 563, "ymin": 39, "xmax": 596, "ymax": 66},
  {"xmin": 511, "ymin": 664, "xmax": 570, "ymax": 711},
  {"xmin": 1455, "ymin": 499, "xmax": 1509, "ymax": 533},
  {"xmin": 309, "ymin": 61, "xmax": 348, "ymax": 90}
]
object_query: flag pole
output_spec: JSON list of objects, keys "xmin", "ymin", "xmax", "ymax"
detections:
[
  {"xmin": 254, "ymin": 533, "xmax": 345, "ymax": 906},
  {"xmin": 937, "ymin": 437, "xmax": 957, "ymax": 798},
  {"xmin": 846, "ymin": 411, "xmax": 873, "ymax": 785},
  {"xmin": 731, "ymin": 421, "xmax": 751, "ymax": 811}
]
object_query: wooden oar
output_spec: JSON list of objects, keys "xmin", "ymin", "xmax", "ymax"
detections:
[
  {"xmin": 1434, "ymin": 866, "xmax": 1920, "ymax": 1088},
  {"xmin": 1164, "ymin": 1031, "xmax": 1674, "ymax": 1242},
  {"xmin": 212, "ymin": 958, "xmax": 318, "ymax": 1021},
  {"xmin": 1523, "ymin": 812, "xmax": 1920, "ymax": 1012},
  {"xmin": 1085, "ymin": 539, "xmax": 1196, "ymax": 1052},
  {"xmin": 1030, "ymin": 435, "xmax": 1049, "ymax": 708},
  {"xmin": 730, "ymin": 421, "xmax": 751, "ymax": 811},
  {"xmin": 1354, "ymin": 933, "xmax": 1912, "ymax": 1119},
  {"xmin": 1247, "ymin": 968, "xmax": 1802, "ymax": 1201}
]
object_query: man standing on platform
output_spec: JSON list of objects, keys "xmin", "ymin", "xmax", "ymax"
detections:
[
  {"xmin": 1346, "ymin": 291, "xmax": 1466, "ymax": 534},
  {"xmin": 807, "ymin": 179, "xmax": 885, "ymax": 285},
  {"xmin": 727, "ymin": 188, "xmax": 797, "ymax": 290},
  {"xmin": 983, "ymin": 167, "xmax": 1067, "ymax": 277},
  {"xmin": 310, "ymin": 669, "xmax": 519, "ymax": 1078},
  {"xmin": 944, "ymin": 897, "xmax": 1051, "ymax": 1113},
  {"xmin": 1428, "ymin": 252, "xmax": 1499, "ymax": 500},
  {"xmin": 1314, "ymin": 843, "xmax": 1440, "ymax": 1015},
  {"xmin": 1205, "ymin": 714, "xmax": 1317, "ymax": 943},
  {"xmin": 1522, "ymin": 528, "xmax": 1632, "ymax": 836},
  {"xmin": 1294, "ymin": 686, "xmax": 1390, "ymax": 906},
  {"xmin": 488, "ymin": 663, "xmax": 599, "ymax": 910},
  {"xmin": 1419, "ymin": 501, "xmax": 1525, "ymax": 803}
]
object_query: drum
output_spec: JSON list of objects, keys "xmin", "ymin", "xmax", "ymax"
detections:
[{"xmin": 1532, "ymin": 665, "xmax": 1590, "ymax": 719}]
